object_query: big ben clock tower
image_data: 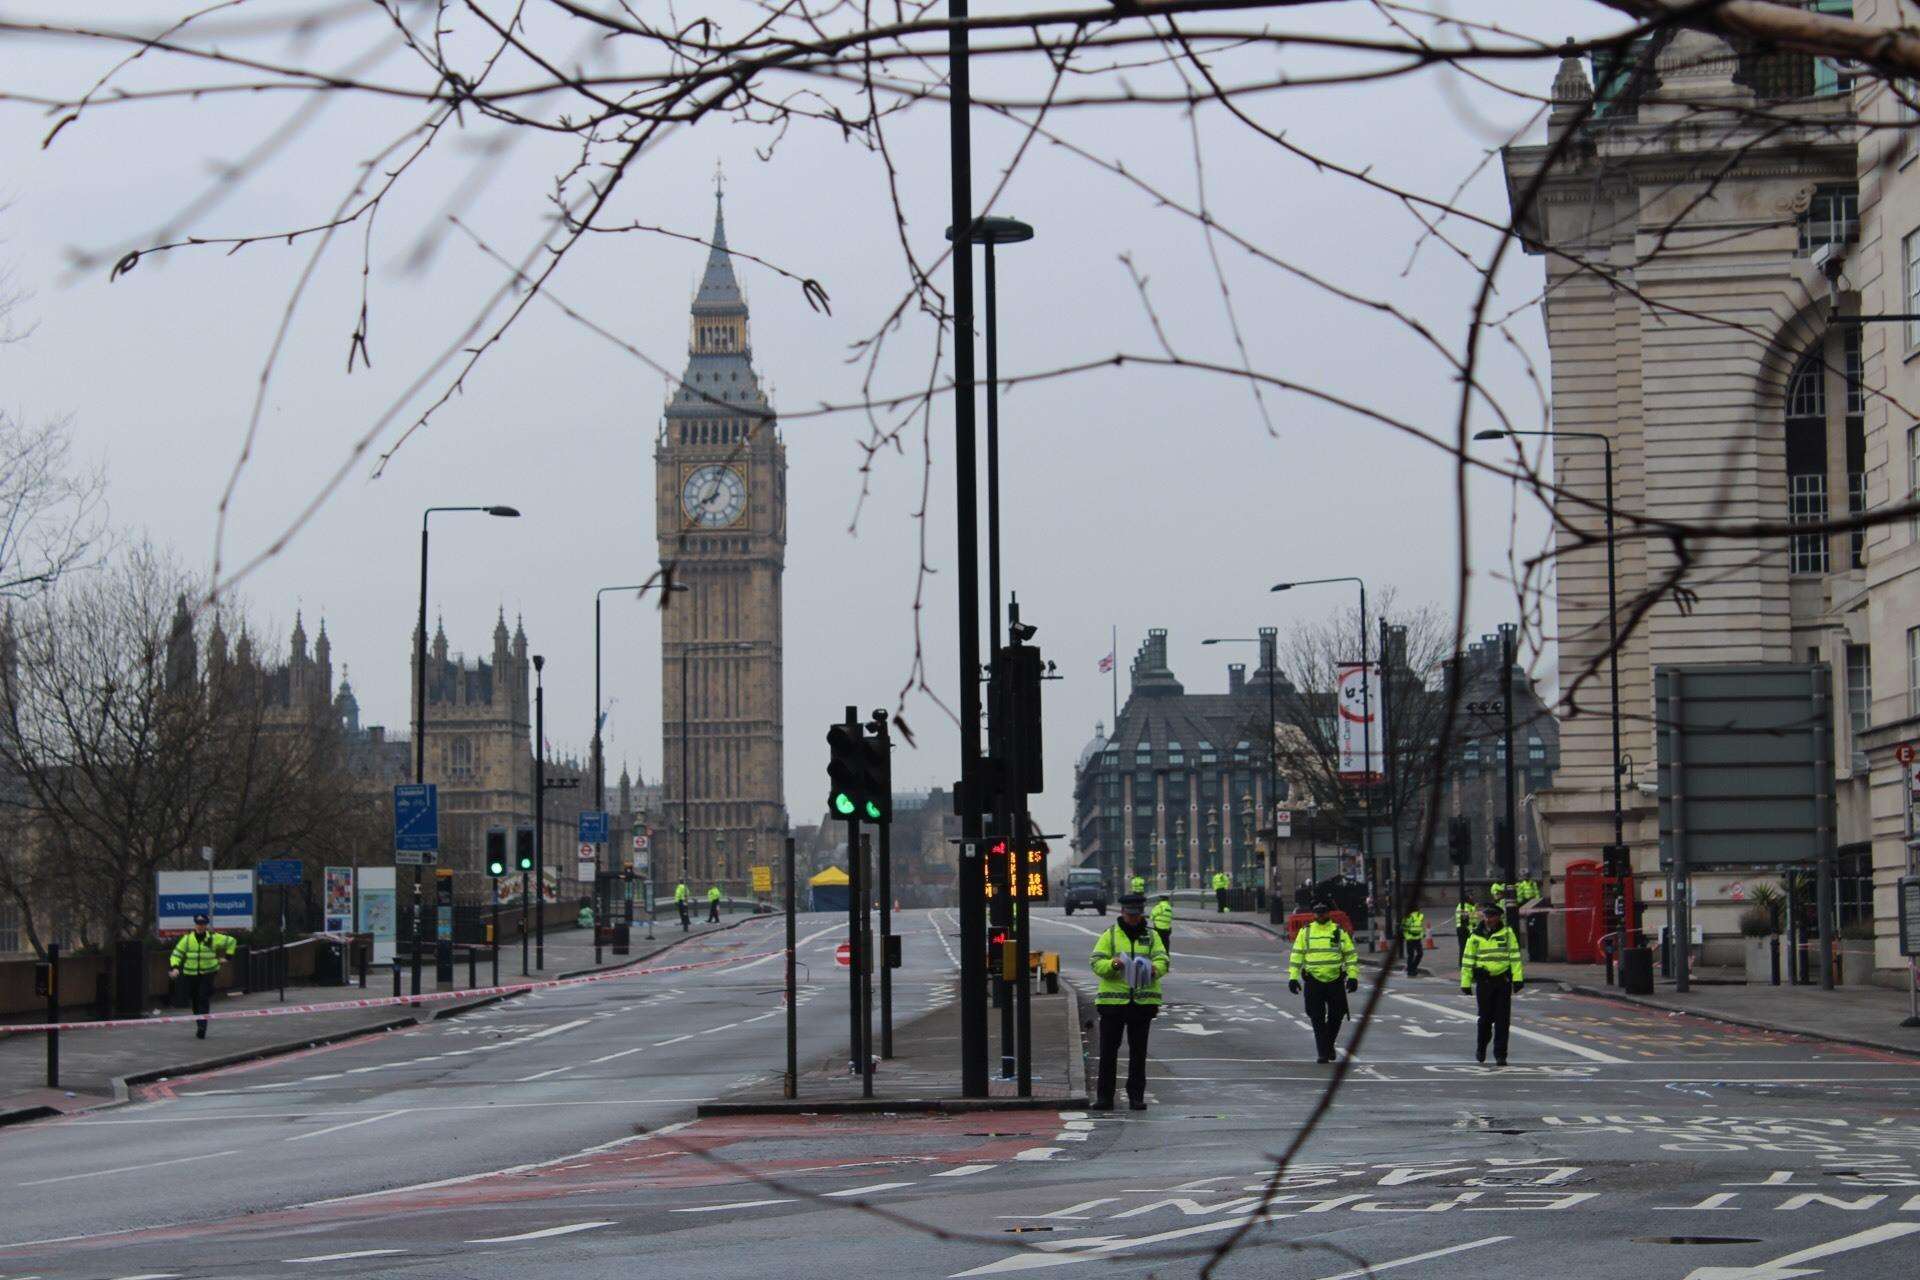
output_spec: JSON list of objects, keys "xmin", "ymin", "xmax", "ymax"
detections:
[{"xmin": 657, "ymin": 180, "xmax": 789, "ymax": 890}]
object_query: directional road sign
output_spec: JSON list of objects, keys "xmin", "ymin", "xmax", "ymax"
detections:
[
  {"xmin": 393, "ymin": 783, "xmax": 439, "ymax": 863},
  {"xmin": 579, "ymin": 810, "xmax": 609, "ymax": 844},
  {"xmin": 256, "ymin": 858, "xmax": 303, "ymax": 887}
]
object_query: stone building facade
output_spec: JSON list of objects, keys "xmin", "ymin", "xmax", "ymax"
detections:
[
  {"xmin": 1503, "ymin": 33, "xmax": 1881, "ymax": 960},
  {"xmin": 1849, "ymin": 0, "xmax": 1920, "ymax": 979},
  {"xmin": 655, "ymin": 185, "xmax": 790, "ymax": 891},
  {"xmin": 407, "ymin": 611, "xmax": 590, "ymax": 898},
  {"xmin": 1071, "ymin": 629, "xmax": 1292, "ymax": 894}
]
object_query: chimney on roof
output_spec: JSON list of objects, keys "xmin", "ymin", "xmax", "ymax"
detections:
[{"xmin": 1228, "ymin": 663, "xmax": 1246, "ymax": 696}]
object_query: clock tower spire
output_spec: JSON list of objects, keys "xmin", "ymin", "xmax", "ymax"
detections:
[{"xmin": 656, "ymin": 178, "xmax": 789, "ymax": 896}]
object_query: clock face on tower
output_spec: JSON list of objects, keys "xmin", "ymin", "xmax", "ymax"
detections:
[{"xmin": 681, "ymin": 464, "xmax": 747, "ymax": 528}]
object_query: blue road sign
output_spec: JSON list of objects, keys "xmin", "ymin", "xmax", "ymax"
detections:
[
  {"xmin": 579, "ymin": 810, "xmax": 609, "ymax": 844},
  {"xmin": 256, "ymin": 857, "xmax": 303, "ymax": 887},
  {"xmin": 394, "ymin": 784, "xmax": 440, "ymax": 857}
]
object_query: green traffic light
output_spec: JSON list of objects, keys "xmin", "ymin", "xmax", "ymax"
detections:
[
  {"xmin": 864, "ymin": 800, "xmax": 883, "ymax": 821},
  {"xmin": 518, "ymin": 856, "xmax": 534, "ymax": 871},
  {"xmin": 488, "ymin": 860, "xmax": 506, "ymax": 877},
  {"xmin": 834, "ymin": 792, "xmax": 856, "ymax": 816}
]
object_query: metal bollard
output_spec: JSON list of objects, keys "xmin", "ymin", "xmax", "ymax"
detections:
[
  {"xmin": 392, "ymin": 958, "xmax": 402, "ymax": 998},
  {"xmin": 467, "ymin": 946, "xmax": 477, "ymax": 990},
  {"xmin": 358, "ymin": 943, "xmax": 368, "ymax": 989}
]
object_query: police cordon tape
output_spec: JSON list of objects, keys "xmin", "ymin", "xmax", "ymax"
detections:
[{"xmin": 0, "ymin": 946, "xmax": 783, "ymax": 1035}]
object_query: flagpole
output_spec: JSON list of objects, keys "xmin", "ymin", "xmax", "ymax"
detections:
[{"xmin": 1110, "ymin": 624, "xmax": 1119, "ymax": 726}]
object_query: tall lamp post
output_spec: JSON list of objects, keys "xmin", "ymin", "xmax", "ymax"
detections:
[
  {"xmin": 594, "ymin": 581, "xmax": 687, "ymax": 941},
  {"xmin": 674, "ymin": 640, "xmax": 753, "ymax": 896},
  {"xmin": 1477, "ymin": 429, "xmax": 1627, "ymax": 941},
  {"xmin": 1205, "ymin": 633, "xmax": 1282, "ymax": 903},
  {"xmin": 945, "ymin": 215, "xmax": 1035, "ymax": 653},
  {"xmin": 1272, "ymin": 577, "xmax": 1376, "ymax": 928},
  {"xmin": 532, "ymin": 654, "xmax": 547, "ymax": 970},
  {"xmin": 413, "ymin": 503, "xmax": 519, "ymax": 996}
]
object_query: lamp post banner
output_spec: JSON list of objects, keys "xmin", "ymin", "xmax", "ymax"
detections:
[{"xmin": 1336, "ymin": 661, "xmax": 1384, "ymax": 781}]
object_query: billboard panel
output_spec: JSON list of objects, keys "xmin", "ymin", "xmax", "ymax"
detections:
[
  {"xmin": 157, "ymin": 869, "xmax": 255, "ymax": 935},
  {"xmin": 1656, "ymin": 663, "xmax": 1833, "ymax": 869},
  {"xmin": 1335, "ymin": 662, "xmax": 1385, "ymax": 781}
]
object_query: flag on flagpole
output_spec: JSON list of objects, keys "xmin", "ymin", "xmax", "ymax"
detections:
[{"xmin": 1098, "ymin": 651, "xmax": 1115, "ymax": 674}]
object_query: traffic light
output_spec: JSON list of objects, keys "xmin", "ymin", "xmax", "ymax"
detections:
[
  {"xmin": 990, "ymin": 642, "xmax": 1045, "ymax": 796},
  {"xmin": 826, "ymin": 723, "xmax": 860, "ymax": 818},
  {"xmin": 855, "ymin": 727, "xmax": 891, "ymax": 822},
  {"xmin": 486, "ymin": 828, "xmax": 508, "ymax": 878},
  {"xmin": 516, "ymin": 827, "xmax": 534, "ymax": 872},
  {"xmin": 1447, "ymin": 816, "xmax": 1471, "ymax": 867}
]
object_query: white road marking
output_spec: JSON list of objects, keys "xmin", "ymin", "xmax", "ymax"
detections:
[
  {"xmin": 935, "ymin": 1164, "xmax": 994, "ymax": 1178},
  {"xmin": 1014, "ymin": 1148, "xmax": 1063, "ymax": 1161},
  {"xmin": 18, "ymin": 1150, "xmax": 239, "ymax": 1187},
  {"xmin": 516, "ymin": 1065, "xmax": 578, "ymax": 1082},
  {"xmin": 1677, "ymin": 1222, "xmax": 1920, "ymax": 1280},
  {"xmin": 1031, "ymin": 915, "xmax": 1104, "ymax": 938},
  {"xmin": 656, "ymin": 1034, "xmax": 695, "ymax": 1046},
  {"xmin": 285, "ymin": 1109, "xmax": 408, "ymax": 1143},
  {"xmin": 301, "ymin": 1120, "xmax": 695, "ymax": 1207},
  {"xmin": 1387, "ymin": 993, "xmax": 1628, "ymax": 1064},
  {"xmin": 671, "ymin": 1198, "xmax": 796, "ymax": 1213},
  {"xmin": 1312, "ymin": 1236, "xmax": 1511, "ymax": 1280},
  {"xmin": 588, "ymin": 1045, "xmax": 650, "ymax": 1064},
  {"xmin": 824, "ymin": 1181, "xmax": 916, "ymax": 1197},
  {"xmin": 108, "ymin": 1274, "xmax": 182, "ymax": 1279},
  {"xmin": 467, "ymin": 1221, "xmax": 613, "ymax": 1243},
  {"xmin": 285, "ymin": 1249, "xmax": 409, "ymax": 1264}
]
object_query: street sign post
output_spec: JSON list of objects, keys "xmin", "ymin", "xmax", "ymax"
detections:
[
  {"xmin": 835, "ymin": 941, "xmax": 853, "ymax": 968},
  {"xmin": 752, "ymin": 865, "xmax": 773, "ymax": 895},
  {"xmin": 256, "ymin": 858, "xmax": 301, "ymax": 887},
  {"xmin": 393, "ymin": 784, "xmax": 439, "ymax": 864},
  {"xmin": 578, "ymin": 811, "xmax": 609, "ymax": 844}
]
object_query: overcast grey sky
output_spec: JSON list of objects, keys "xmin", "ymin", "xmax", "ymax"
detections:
[{"xmin": 0, "ymin": 2, "xmax": 1615, "ymax": 841}]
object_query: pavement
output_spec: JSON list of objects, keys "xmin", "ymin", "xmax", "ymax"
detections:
[
  {"xmin": 0, "ymin": 913, "xmax": 751, "ymax": 1119},
  {"xmin": 1529, "ymin": 959, "xmax": 1920, "ymax": 1058},
  {"xmin": 0, "ymin": 907, "xmax": 1916, "ymax": 1279}
]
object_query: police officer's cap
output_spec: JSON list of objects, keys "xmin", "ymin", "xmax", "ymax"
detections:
[
  {"xmin": 193, "ymin": 912, "xmax": 210, "ymax": 925},
  {"xmin": 1118, "ymin": 893, "xmax": 1146, "ymax": 910},
  {"xmin": 1481, "ymin": 903, "xmax": 1504, "ymax": 918},
  {"xmin": 1312, "ymin": 898, "xmax": 1333, "ymax": 912}
]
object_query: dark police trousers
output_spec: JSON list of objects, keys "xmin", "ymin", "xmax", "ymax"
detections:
[
  {"xmin": 678, "ymin": 902, "xmax": 691, "ymax": 930},
  {"xmin": 1215, "ymin": 889, "xmax": 1228, "ymax": 913},
  {"xmin": 1405, "ymin": 939, "xmax": 1424, "ymax": 977},
  {"xmin": 1302, "ymin": 976, "xmax": 1348, "ymax": 1059},
  {"xmin": 1096, "ymin": 1004, "xmax": 1155, "ymax": 1104},
  {"xmin": 707, "ymin": 899, "xmax": 720, "ymax": 923},
  {"xmin": 1456, "ymin": 928, "xmax": 1469, "ymax": 960},
  {"xmin": 180, "ymin": 972, "xmax": 215, "ymax": 1036},
  {"xmin": 1473, "ymin": 972, "xmax": 1513, "ymax": 1062}
]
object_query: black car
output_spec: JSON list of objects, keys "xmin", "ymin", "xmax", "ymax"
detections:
[{"xmin": 1063, "ymin": 867, "xmax": 1107, "ymax": 916}]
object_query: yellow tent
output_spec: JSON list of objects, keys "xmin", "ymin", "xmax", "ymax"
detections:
[{"xmin": 808, "ymin": 865, "xmax": 850, "ymax": 910}]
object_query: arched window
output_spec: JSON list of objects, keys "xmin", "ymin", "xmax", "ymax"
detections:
[
  {"xmin": 450, "ymin": 735, "xmax": 474, "ymax": 780},
  {"xmin": 1784, "ymin": 332, "xmax": 1867, "ymax": 575}
]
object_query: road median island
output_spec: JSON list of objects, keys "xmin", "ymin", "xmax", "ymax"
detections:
[
  {"xmin": 698, "ymin": 979, "xmax": 1088, "ymax": 1115},
  {"xmin": 0, "ymin": 913, "xmax": 770, "ymax": 1122}
]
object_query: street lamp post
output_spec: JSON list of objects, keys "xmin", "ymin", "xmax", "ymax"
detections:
[
  {"xmin": 414, "ymin": 504, "xmax": 519, "ymax": 996},
  {"xmin": 1478, "ymin": 429, "xmax": 1628, "ymax": 944},
  {"xmin": 675, "ymin": 640, "xmax": 753, "ymax": 902},
  {"xmin": 1272, "ymin": 577, "xmax": 1375, "ymax": 932},
  {"xmin": 594, "ymin": 581, "xmax": 687, "ymax": 955},
  {"xmin": 1205, "ymin": 633, "xmax": 1282, "ymax": 906},
  {"xmin": 945, "ymin": 216, "xmax": 1036, "ymax": 654}
]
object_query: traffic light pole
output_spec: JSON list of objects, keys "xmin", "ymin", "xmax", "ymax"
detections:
[
  {"xmin": 877, "ymin": 728, "xmax": 895, "ymax": 1060},
  {"xmin": 946, "ymin": 0, "xmax": 989, "ymax": 1102},
  {"xmin": 520, "ymin": 865, "xmax": 530, "ymax": 976},
  {"xmin": 842, "ymin": 707, "xmax": 864, "ymax": 1081}
]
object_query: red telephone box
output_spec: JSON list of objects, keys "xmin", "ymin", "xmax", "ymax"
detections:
[{"xmin": 1564, "ymin": 859, "xmax": 1638, "ymax": 963}]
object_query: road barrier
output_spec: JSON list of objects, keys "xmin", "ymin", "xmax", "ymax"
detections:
[{"xmin": 0, "ymin": 945, "xmax": 780, "ymax": 1035}]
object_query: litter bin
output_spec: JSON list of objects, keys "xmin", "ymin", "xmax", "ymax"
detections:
[
  {"xmin": 1269, "ymin": 897, "xmax": 1286, "ymax": 925},
  {"xmin": 1620, "ymin": 946, "xmax": 1654, "ymax": 995},
  {"xmin": 315, "ymin": 939, "xmax": 343, "ymax": 985}
]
